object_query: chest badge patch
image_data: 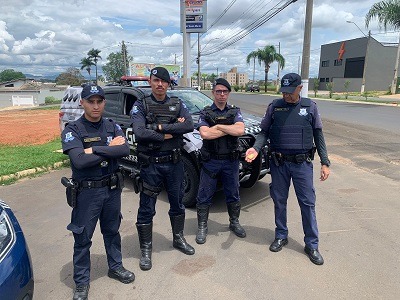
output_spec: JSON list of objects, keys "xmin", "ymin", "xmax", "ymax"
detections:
[
  {"xmin": 169, "ymin": 106, "xmax": 177, "ymax": 111},
  {"xmin": 299, "ymin": 108, "xmax": 308, "ymax": 116},
  {"xmin": 84, "ymin": 137, "xmax": 101, "ymax": 142}
]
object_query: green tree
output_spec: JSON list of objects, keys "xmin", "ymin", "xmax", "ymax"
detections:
[
  {"xmin": 80, "ymin": 57, "xmax": 94, "ymax": 82},
  {"xmin": 326, "ymin": 82, "xmax": 334, "ymax": 98},
  {"xmin": 0, "ymin": 69, "xmax": 26, "ymax": 82},
  {"xmin": 55, "ymin": 67, "xmax": 84, "ymax": 85},
  {"xmin": 87, "ymin": 48, "xmax": 102, "ymax": 84},
  {"xmin": 102, "ymin": 51, "xmax": 132, "ymax": 82},
  {"xmin": 246, "ymin": 45, "xmax": 285, "ymax": 93},
  {"xmin": 246, "ymin": 50, "xmax": 258, "ymax": 83},
  {"xmin": 313, "ymin": 77, "xmax": 319, "ymax": 97},
  {"xmin": 365, "ymin": 0, "xmax": 400, "ymax": 94},
  {"xmin": 344, "ymin": 80, "xmax": 351, "ymax": 99}
]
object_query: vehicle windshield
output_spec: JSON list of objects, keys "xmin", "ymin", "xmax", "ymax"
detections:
[{"xmin": 167, "ymin": 89, "xmax": 213, "ymax": 114}]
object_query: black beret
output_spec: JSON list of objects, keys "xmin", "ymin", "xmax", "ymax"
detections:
[
  {"xmin": 150, "ymin": 67, "xmax": 171, "ymax": 83},
  {"xmin": 214, "ymin": 78, "xmax": 231, "ymax": 92}
]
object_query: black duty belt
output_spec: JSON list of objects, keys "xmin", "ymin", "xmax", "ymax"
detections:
[
  {"xmin": 281, "ymin": 153, "xmax": 311, "ymax": 163},
  {"xmin": 80, "ymin": 178, "xmax": 111, "ymax": 188},
  {"xmin": 149, "ymin": 154, "xmax": 174, "ymax": 163},
  {"xmin": 209, "ymin": 153, "xmax": 231, "ymax": 160}
]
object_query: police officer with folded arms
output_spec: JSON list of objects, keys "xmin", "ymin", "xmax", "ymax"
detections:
[
  {"xmin": 245, "ymin": 73, "xmax": 330, "ymax": 265},
  {"xmin": 195, "ymin": 78, "xmax": 246, "ymax": 244},
  {"xmin": 130, "ymin": 67, "xmax": 195, "ymax": 271},
  {"xmin": 61, "ymin": 85, "xmax": 135, "ymax": 300}
]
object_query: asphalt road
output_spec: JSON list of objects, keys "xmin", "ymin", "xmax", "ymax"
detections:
[{"xmin": 1, "ymin": 95, "xmax": 400, "ymax": 300}]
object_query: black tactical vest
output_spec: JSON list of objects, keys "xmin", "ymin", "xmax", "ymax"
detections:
[
  {"xmin": 140, "ymin": 95, "xmax": 183, "ymax": 152},
  {"xmin": 269, "ymin": 98, "xmax": 313, "ymax": 151},
  {"xmin": 72, "ymin": 118, "xmax": 117, "ymax": 179},
  {"xmin": 201, "ymin": 105, "xmax": 240, "ymax": 155}
]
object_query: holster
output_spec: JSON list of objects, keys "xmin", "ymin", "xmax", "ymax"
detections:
[
  {"xmin": 309, "ymin": 146, "xmax": 317, "ymax": 160},
  {"xmin": 271, "ymin": 152, "xmax": 283, "ymax": 167},
  {"xmin": 61, "ymin": 177, "xmax": 79, "ymax": 208},
  {"xmin": 199, "ymin": 149, "xmax": 210, "ymax": 162},
  {"xmin": 131, "ymin": 173, "xmax": 142, "ymax": 194}
]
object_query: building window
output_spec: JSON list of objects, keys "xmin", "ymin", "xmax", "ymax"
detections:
[
  {"xmin": 334, "ymin": 59, "xmax": 342, "ymax": 66},
  {"xmin": 321, "ymin": 60, "xmax": 329, "ymax": 67},
  {"xmin": 325, "ymin": 78, "xmax": 330, "ymax": 83},
  {"xmin": 319, "ymin": 78, "xmax": 325, "ymax": 83}
]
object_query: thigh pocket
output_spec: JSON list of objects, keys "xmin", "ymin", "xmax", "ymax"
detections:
[{"xmin": 67, "ymin": 223, "xmax": 87, "ymax": 245}]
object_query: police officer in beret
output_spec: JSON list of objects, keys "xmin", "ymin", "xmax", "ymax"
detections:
[
  {"xmin": 130, "ymin": 66, "xmax": 195, "ymax": 271},
  {"xmin": 61, "ymin": 85, "xmax": 135, "ymax": 300},
  {"xmin": 246, "ymin": 73, "xmax": 330, "ymax": 265},
  {"xmin": 195, "ymin": 78, "xmax": 246, "ymax": 244}
]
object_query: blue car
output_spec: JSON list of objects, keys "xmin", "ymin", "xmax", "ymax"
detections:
[{"xmin": 0, "ymin": 200, "xmax": 34, "ymax": 300}]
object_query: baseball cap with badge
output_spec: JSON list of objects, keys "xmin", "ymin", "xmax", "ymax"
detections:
[
  {"xmin": 150, "ymin": 66, "xmax": 171, "ymax": 83},
  {"xmin": 81, "ymin": 85, "xmax": 105, "ymax": 99},
  {"xmin": 279, "ymin": 73, "xmax": 302, "ymax": 94}
]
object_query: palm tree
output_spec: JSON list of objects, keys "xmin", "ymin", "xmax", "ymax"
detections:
[
  {"xmin": 80, "ymin": 57, "xmax": 94, "ymax": 82},
  {"xmin": 366, "ymin": 0, "xmax": 400, "ymax": 94},
  {"xmin": 247, "ymin": 45, "xmax": 285, "ymax": 92},
  {"xmin": 246, "ymin": 50, "xmax": 258, "ymax": 83},
  {"xmin": 87, "ymin": 48, "xmax": 102, "ymax": 85}
]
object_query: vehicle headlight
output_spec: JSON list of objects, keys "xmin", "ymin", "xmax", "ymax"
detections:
[{"xmin": 0, "ymin": 210, "xmax": 16, "ymax": 262}]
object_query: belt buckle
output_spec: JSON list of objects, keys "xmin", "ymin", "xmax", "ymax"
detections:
[
  {"xmin": 154, "ymin": 157, "xmax": 160, "ymax": 163},
  {"xmin": 87, "ymin": 181, "xmax": 92, "ymax": 189}
]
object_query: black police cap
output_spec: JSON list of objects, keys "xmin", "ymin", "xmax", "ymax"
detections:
[
  {"xmin": 214, "ymin": 78, "xmax": 231, "ymax": 92},
  {"xmin": 150, "ymin": 67, "xmax": 171, "ymax": 83}
]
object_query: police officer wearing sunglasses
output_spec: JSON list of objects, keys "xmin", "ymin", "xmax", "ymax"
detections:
[{"xmin": 195, "ymin": 78, "xmax": 246, "ymax": 244}]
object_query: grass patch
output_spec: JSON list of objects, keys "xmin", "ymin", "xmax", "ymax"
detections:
[{"xmin": 0, "ymin": 137, "xmax": 67, "ymax": 178}]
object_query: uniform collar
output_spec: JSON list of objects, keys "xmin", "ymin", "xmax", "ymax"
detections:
[{"xmin": 211, "ymin": 102, "xmax": 229, "ymax": 112}]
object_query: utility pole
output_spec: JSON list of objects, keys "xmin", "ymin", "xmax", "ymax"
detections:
[
  {"xmin": 276, "ymin": 42, "xmax": 281, "ymax": 92},
  {"xmin": 121, "ymin": 40, "xmax": 127, "ymax": 76},
  {"xmin": 197, "ymin": 33, "xmax": 201, "ymax": 90},
  {"xmin": 300, "ymin": 0, "xmax": 313, "ymax": 98},
  {"xmin": 391, "ymin": 33, "xmax": 400, "ymax": 94}
]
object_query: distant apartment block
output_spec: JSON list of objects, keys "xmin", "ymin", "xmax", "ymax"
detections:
[{"xmin": 220, "ymin": 67, "xmax": 249, "ymax": 87}]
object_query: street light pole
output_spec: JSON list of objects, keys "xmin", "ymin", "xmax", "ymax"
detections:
[
  {"xmin": 300, "ymin": 0, "xmax": 313, "ymax": 98},
  {"xmin": 346, "ymin": 20, "xmax": 368, "ymax": 37}
]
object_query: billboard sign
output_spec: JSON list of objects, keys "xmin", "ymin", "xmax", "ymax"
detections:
[
  {"xmin": 180, "ymin": 0, "xmax": 207, "ymax": 33},
  {"xmin": 129, "ymin": 63, "xmax": 181, "ymax": 86}
]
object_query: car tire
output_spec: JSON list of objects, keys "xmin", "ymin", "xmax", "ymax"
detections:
[{"xmin": 181, "ymin": 155, "xmax": 199, "ymax": 208}]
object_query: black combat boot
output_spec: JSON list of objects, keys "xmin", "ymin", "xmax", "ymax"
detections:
[
  {"xmin": 136, "ymin": 222, "xmax": 153, "ymax": 271},
  {"xmin": 170, "ymin": 214, "xmax": 195, "ymax": 255},
  {"xmin": 196, "ymin": 204, "xmax": 210, "ymax": 244},
  {"xmin": 227, "ymin": 202, "xmax": 246, "ymax": 238},
  {"xmin": 73, "ymin": 284, "xmax": 89, "ymax": 300}
]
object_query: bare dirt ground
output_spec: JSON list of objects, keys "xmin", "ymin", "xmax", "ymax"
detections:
[{"xmin": 0, "ymin": 108, "xmax": 60, "ymax": 146}]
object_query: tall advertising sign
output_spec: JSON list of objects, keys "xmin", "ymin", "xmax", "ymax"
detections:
[{"xmin": 180, "ymin": 0, "xmax": 207, "ymax": 33}]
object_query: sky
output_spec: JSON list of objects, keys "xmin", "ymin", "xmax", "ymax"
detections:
[{"xmin": 1, "ymin": 0, "xmax": 399, "ymax": 81}]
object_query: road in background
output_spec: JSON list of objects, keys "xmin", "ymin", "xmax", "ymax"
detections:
[{"xmin": 0, "ymin": 94, "xmax": 399, "ymax": 299}]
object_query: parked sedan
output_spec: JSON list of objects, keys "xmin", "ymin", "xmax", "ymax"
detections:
[{"xmin": 0, "ymin": 200, "xmax": 34, "ymax": 300}]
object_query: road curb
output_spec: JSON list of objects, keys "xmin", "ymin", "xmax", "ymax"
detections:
[{"xmin": 0, "ymin": 160, "xmax": 70, "ymax": 183}]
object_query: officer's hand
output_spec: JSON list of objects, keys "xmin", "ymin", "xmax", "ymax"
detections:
[
  {"xmin": 164, "ymin": 134, "xmax": 173, "ymax": 139},
  {"xmin": 109, "ymin": 136, "xmax": 126, "ymax": 146},
  {"xmin": 177, "ymin": 117, "xmax": 185, "ymax": 123},
  {"xmin": 84, "ymin": 147, "xmax": 93, "ymax": 154},
  {"xmin": 245, "ymin": 148, "xmax": 258, "ymax": 162},
  {"xmin": 320, "ymin": 165, "xmax": 330, "ymax": 181}
]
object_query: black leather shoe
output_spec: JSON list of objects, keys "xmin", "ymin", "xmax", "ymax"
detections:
[
  {"xmin": 269, "ymin": 238, "xmax": 288, "ymax": 252},
  {"xmin": 73, "ymin": 285, "xmax": 89, "ymax": 300},
  {"xmin": 304, "ymin": 246, "xmax": 324, "ymax": 265},
  {"xmin": 108, "ymin": 266, "xmax": 135, "ymax": 284}
]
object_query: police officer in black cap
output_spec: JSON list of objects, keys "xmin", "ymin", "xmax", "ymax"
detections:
[
  {"xmin": 246, "ymin": 73, "xmax": 330, "ymax": 265},
  {"xmin": 195, "ymin": 78, "xmax": 246, "ymax": 244},
  {"xmin": 61, "ymin": 85, "xmax": 135, "ymax": 300},
  {"xmin": 130, "ymin": 66, "xmax": 195, "ymax": 271}
]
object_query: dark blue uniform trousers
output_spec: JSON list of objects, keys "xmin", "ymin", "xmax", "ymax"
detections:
[
  {"xmin": 269, "ymin": 160, "xmax": 319, "ymax": 249},
  {"xmin": 197, "ymin": 159, "xmax": 240, "ymax": 205},
  {"xmin": 67, "ymin": 186, "xmax": 122, "ymax": 286},
  {"xmin": 137, "ymin": 161, "xmax": 186, "ymax": 224}
]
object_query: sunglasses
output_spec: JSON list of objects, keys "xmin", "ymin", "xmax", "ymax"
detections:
[{"xmin": 215, "ymin": 89, "xmax": 230, "ymax": 95}]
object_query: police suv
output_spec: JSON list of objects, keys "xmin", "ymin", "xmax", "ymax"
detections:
[{"xmin": 59, "ymin": 80, "xmax": 269, "ymax": 207}]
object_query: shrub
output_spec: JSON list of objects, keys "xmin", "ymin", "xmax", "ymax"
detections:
[{"xmin": 45, "ymin": 96, "xmax": 60, "ymax": 104}]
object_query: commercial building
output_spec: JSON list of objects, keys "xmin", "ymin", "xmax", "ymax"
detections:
[{"xmin": 318, "ymin": 36, "xmax": 399, "ymax": 92}]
